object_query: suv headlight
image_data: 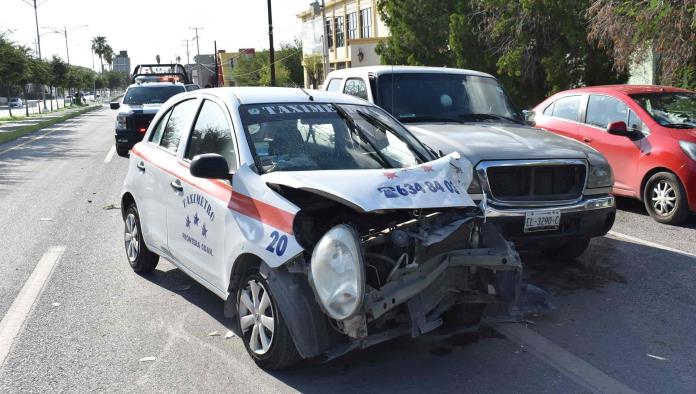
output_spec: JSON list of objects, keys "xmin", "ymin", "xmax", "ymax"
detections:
[
  {"xmin": 116, "ymin": 114, "xmax": 128, "ymax": 130},
  {"xmin": 586, "ymin": 150, "xmax": 614, "ymax": 189},
  {"xmin": 680, "ymin": 141, "xmax": 696, "ymax": 161},
  {"xmin": 310, "ymin": 225, "xmax": 365, "ymax": 320}
]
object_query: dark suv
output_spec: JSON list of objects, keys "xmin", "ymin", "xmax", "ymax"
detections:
[{"xmin": 111, "ymin": 64, "xmax": 189, "ymax": 157}]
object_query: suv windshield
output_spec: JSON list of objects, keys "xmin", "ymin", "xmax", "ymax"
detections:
[
  {"xmin": 376, "ymin": 73, "xmax": 522, "ymax": 124},
  {"xmin": 630, "ymin": 92, "xmax": 696, "ymax": 129},
  {"xmin": 123, "ymin": 85, "xmax": 186, "ymax": 105},
  {"xmin": 239, "ymin": 103, "xmax": 431, "ymax": 173}
]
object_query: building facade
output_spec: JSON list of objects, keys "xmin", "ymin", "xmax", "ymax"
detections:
[
  {"xmin": 297, "ymin": 0, "xmax": 389, "ymax": 88},
  {"xmin": 218, "ymin": 48, "xmax": 256, "ymax": 87},
  {"xmin": 112, "ymin": 51, "xmax": 131, "ymax": 74}
]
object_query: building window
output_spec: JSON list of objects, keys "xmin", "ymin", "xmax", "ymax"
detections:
[
  {"xmin": 347, "ymin": 12, "xmax": 357, "ymax": 40},
  {"xmin": 229, "ymin": 59, "xmax": 234, "ymax": 69},
  {"xmin": 325, "ymin": 19, "xmax": 333, "ymax": 48},
  {"xmin": 335, "ymin": 16, "xmax": 345, "ymax": 47},
  {"xmin": 360, "ymin": 8, "xmax": 372, "ymax": 38}
]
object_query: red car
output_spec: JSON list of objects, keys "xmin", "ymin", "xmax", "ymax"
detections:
[{"xmin": 533, "ymin": 85, "xmax": 696, "ymax": 224}]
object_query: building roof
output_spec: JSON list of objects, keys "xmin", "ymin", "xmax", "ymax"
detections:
[
  {"xmin": 326, "ymin": 65, "xmax": 495, "ymax": 79},
  {"xmin": 194, "ymin": 87, "xmax": 369, "ymax": 105}
]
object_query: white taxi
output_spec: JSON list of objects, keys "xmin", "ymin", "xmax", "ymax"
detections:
[{"xmin": 120, "ymin": 87, "xmax": 526, "ymax": 369}]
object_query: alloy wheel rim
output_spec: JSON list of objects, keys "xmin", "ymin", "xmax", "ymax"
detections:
[
  {"xmin": 238, "ymin": 279, "xmax": 275, "ymax": 355},
  {"xmin": 651, "ymin": 180, "xmax": 677, "ymax": 216},
  {"xmin": 124, "ymin": 213, "xmax": 139, "ymax": 262}
]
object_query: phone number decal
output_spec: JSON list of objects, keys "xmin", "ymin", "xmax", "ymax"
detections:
[{"xmin": 378, "ymin": 180, "xmax": 461, "ymax": 198}]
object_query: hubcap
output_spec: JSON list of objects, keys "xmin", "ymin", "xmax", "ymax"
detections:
[
  {"xmin": 124, "ymin": 213, "xmax": 139, "ymax": 262},
  {"xmin": 238, "ymin": 279, "xmax": 275, "ymax": 355},
  {"xmin": 651, "ymin": 180, "xmax": 677, "ymax": 216}
]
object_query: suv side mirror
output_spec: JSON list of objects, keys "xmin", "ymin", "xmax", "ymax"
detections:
[
  {"xmin": 606, "ymin": 121, "xmax": 636, "ymax": 138},
  {"xmin": 190, "ymin": 153, "xmax": 230, "ymax": 179},
  {"xmin": 110, "ymin": 102, "xmax": 120, "ymax": 110},
  {"xmin": 522, "ymin": 110, "xmax": 535, "ymax": 126}
]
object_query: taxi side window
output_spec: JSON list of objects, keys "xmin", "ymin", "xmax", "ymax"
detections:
[
  {"xmin": 185, "ymin": 100, "xmax": 237, "ymax": 169},
  {"xmin": 159, "ymin": 99, "xmax": 198, "ymax": 153},
  {"xmin": 149, "ymin": 109, "xmax": 171, "ymax": 145}
]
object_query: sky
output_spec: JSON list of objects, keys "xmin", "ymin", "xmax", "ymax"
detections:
[{"xmin": 1, "ymin": 0, "xmax": 312, "ymax": 72}]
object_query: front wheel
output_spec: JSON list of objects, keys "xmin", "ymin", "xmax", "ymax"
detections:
[
  {"xmin": 124, "ymin": 204, "xmax": 159, "ymax": 273},
  {"xmin": 237, "ymin": 271, "xmax": 300, "ymax": 370},
  {"xmin": 643, "ymin": 172, "xmax": 690, "ymax": 224}
]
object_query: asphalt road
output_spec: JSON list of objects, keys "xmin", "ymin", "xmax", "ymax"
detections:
[{"xmin": 0, "ymin": 108, "xmax": 695, "ymax": 393}]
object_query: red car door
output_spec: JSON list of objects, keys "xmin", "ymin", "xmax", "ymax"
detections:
[
  {"xmin": 579, "ymin": 94, "xmax": 644, "ymax": 196},
  {"xmin": 537, "ymin": 95, "xmax": 582, "ymax": 140}
]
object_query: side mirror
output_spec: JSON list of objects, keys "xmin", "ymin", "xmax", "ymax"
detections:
[
  {"xmin": 522, "ymin": 110, "xmax": 535, "ymax": 126},
  {"xmin": 190, "ymin": 153, "xmax": 230, "ymax": 179},
  {"xmin": 110, "ymin": 102, "xmax": 120, "ymax": 110},
  {"xmin": 606, "ymin": 121, "xmax": 635, "ymax": 138}
]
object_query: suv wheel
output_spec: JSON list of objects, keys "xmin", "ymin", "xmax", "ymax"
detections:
[
  {"xmin": 542, "ymin": 238, "xmax": 590, "ymax": 262},
  {"xmin": 124, "ymin": 204, "xmax": 159, "ymax": 273},
  {"xmin": 237, "ymin": 271, "xmax": 300, "ymax": 370},
  {"xmin": 116, "ymin": 144, "xmax": 130, "ymax": 158},
  {"xmin": 643, "ymin": 172, "xmax": 690, "ymax": 224}
]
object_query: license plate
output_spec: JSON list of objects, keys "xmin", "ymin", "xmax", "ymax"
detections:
[{"xmin": 524, "ymin": 209, "xmax": 561, "ymax": 233}]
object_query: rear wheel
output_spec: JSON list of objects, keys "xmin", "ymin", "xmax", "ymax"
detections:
[
  {"xmin": 236, "ymin": 271, "xmax": 300, "ymax": 370},
  {"xmin": 116, "ymin": 143, "xmax": 130, "ymax": 158},
  {"xmin": 643, "ymin": 172, "xmax": 690, "ymax": 224},
  {"xmin": 124, "ymin": 204, "xmax": 159, "ymax": 273},
  {"xmin": 542, "ymin": 238, "xmax": 590, "ymax": 262}
]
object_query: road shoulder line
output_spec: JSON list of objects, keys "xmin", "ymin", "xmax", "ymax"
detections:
[
  {"xmin": 0, "ymin": 246, "xmax": 66, "ymax": 367},
  {"xmin": 607, "ymin": 230, "xmax": 696, "ymax": 260},
  {"xmin": 104, "ymin": 145, "xmax": 116, "ymax": 163},
  {"xmin": 493, "ymin": 323, "xmax": 638, "ymax": 394}
]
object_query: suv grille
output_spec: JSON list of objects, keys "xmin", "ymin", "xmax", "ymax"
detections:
[{"xmin": 483, "ymin": 162, "xmax": 586, "ymax": 204}]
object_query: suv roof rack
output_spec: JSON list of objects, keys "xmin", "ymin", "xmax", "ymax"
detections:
[{"xmin": 131, "ymin": 64, "xmax": 190, "ymax": 84}]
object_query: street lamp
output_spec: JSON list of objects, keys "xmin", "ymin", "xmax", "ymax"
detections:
[{"xmin": 42, "ymin": 25, "xmax": 89, "ymax": 66}]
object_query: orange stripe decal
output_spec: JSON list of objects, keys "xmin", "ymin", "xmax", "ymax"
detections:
[{"xmin": 131, "ymin": 146, "xmax": 295, "ymax": 234}]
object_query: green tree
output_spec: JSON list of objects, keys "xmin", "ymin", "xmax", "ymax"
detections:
[
  {"xmin": 103, "ymin": 45, "xmax": 114, "ymax": 72},
  {"xmin": 303, "ymin": 54, "xmax": 324, "ymax": 89},
  {"xmin": 233, "ymin": 51, "xmax": 291, "ymax": 87},
  {"xmin": 91, "ymin": 36, "xmax": 108, "ymax": 73},
  {"xmin": 278, "ymin": 38, "xmax": 304, "ymax": 87},
  {"xmin": 0, "ymin": 36, "xmax": 29, "ymax": 117},
  {"xmin": 588, "ymin": 0, "xmax": 696, "ymax": 89},
  {"xmin": 50, "ymin": 55, "xmax": 69, "ymax": 107}
]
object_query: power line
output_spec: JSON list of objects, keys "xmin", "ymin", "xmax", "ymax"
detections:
[{"xmin": 231, "ymin": 45, "xmax": 302, "ymax": 80}]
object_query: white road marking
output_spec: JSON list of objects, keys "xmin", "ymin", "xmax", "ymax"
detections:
[
  {"xmin": 493, "ymin": 323, "xmax": 638, "ymax": 394},
  {"xmin": 0, "ymin": 246, "xmax": 66, "ymax": 366},
  {"xmin": 607, "ymin": 230, "xmax": 696, "ymax": 260},
  {"xmin": 104, "ymin": 145, "xmax": 116, "ymax": 163}
]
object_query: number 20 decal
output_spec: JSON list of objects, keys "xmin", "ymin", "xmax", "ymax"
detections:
[{"xmin": 266, "ymin": 231, "xmax": 288, "ymax": 256}]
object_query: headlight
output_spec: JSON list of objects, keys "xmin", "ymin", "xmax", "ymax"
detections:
[
  {"xmin": 680, "ymin": 141, "xmax": 696, "ymax": 161},
  {"xmin": 116, "ymin": 114, "xmax": 128, "ymax": 130},
  {"xmin": 586, "ymin": 151, "xmax": 614, "ymax": 189},
  {"xmin": 310, "ymin": 224, "xmax": 365, "ymax": 320}
]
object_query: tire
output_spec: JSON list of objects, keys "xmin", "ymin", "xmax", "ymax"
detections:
[
  {"xmin": 236, "ymin": 271, "xmax": 301, "ymax": 370},
  {"xmin": 542, "ymin": 238, "xmax": 590, "ymax": 262},
  {"xmin": 116, "ymin": 144, "xmax": 130, "ymax": 158},
  {"xmin": 643, "ymin": 172, "xmax": 690, "ymax": 224},
  {"xmin": 123, "ymin": 204, "xmax": 159, "ymax": 273}
]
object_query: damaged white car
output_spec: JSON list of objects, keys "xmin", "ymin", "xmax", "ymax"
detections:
[{"xmin": 120, "ymin": 87, "xmax": 541, "ymax": 369}]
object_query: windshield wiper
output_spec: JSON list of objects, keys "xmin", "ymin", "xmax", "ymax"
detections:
[
  {"xmin": 397, "ymin": 115, "xmax": 463, "ymax": 124},
  {"xmin": 663, "ymin": 122, "xmax": 695, "ymax": 129},
  {"xmin": 458, "ymin": 113, "xmax": 522, "ymax": 124},
  {"xmin": 334, "ymin": 104, "xmax": 393, "ymax": 168}
]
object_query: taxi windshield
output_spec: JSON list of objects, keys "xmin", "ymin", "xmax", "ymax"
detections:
[
  {"xmin": 239, "ymin": 103, "xmax": 432, "ymax": 173},
  {"xmin": 123, "ymin": 85, "xmax": 186, "ymax": 105}
]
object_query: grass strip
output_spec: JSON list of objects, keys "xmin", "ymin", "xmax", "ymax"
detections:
[{"xmin": 0, "ymin": 105, "xmax": 99, "ymax": 145}]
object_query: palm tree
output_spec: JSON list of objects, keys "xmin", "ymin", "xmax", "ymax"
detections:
[
  {"xmin": 103, "ymin": 45, "xmax": 113, "ymax": 71},
  {"xmin": 90, "ymin": 36, "xmax": 107, "ymax": 73}
]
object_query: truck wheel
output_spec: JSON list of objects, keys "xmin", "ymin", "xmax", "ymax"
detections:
[
  {"xmin": 237, "ymin": 271, "xmax": 300, "ymax": 370},
  {"xmin": 542, "ymin": 238, "xmax": 590, "ymax": 262},
  {"xmin": 643, "ymin": 172, "xmax": 690, "ymax": 224},
  {"xmin": 116, "ymin": 144, "xmax": 130, "ymax": 158},
  {"xmin": 124, "ymin": 204, "xmax": 159, "ymax": 273}
]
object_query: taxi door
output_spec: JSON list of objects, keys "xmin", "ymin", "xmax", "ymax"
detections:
[{"xmin": 167, "ymin": 99, "xmax": 239, "ymax": 293}]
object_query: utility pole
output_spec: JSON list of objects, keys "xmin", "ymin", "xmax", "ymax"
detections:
[
  {"xmin": 267, "ymin": 0, "xmax": 276, "ymax": 86},
  {"xmin": 181, "ymin": 39, "xmax": 191, "ymax": 82},
  {"xmin": 31, "ymin": 0, "xmax": 48, "ymax": 111},
  {"xmin": 213, "ymin": 40, "xmax": 219, "ymax": 88},
  {"xmin": 190, "ymin": 27, "xmax": 203, "ymax": 86},
  {"xmin": 63, "ymin": 27, "xmax": 70, "ymax": 64},
  {"xmin": 321, "ymin": 0, "xmax": 329, "ymax": 81}
]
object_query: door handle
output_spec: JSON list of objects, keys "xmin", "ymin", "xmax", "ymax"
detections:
[
  {"xmin": 583, "ymin": 137, "xmax": 593, "ymax": 143},
  {"xmin": 136, "ymin": 161, "xmax": 146, "ymax": 172},
  {"xmin": 170, "ymin": 179, "xmax": 184, "ymax": 192}
]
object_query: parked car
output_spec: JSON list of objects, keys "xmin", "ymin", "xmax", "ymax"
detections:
[
  {"xmin": 111, "ymin": 64, "xmax": 189, "ymax": 157},
  {"xmin": 533, "ymin": 85, "xmax": 696, "ymax": 224},
  {"xmin": 120, "ymin": 87, "xmax": 541, "ymax": 369},
  {"xmin": 9, "ymin": 97, "xmax": 23, "ymax": 108},
  {"xmin": 324, "ymin": 66, "xmax": 616, "ymax": 260}
]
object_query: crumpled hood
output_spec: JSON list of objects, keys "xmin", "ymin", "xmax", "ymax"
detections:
[
  {"xmin": 261, "ymin": 153, "xmax": 476, "ymax": 212},
  {"xmin": 405, "ymin": 122, "xmax": 593, "ymax": 165}
]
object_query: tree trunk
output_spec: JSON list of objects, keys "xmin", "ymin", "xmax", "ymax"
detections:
[
  {"xmin": 50, "ymin": 87, "xmax": 54, "ymax": 111},
  {"xmin": 24, "ymin": 86, "xmax": 29, "ymax": 117}
]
